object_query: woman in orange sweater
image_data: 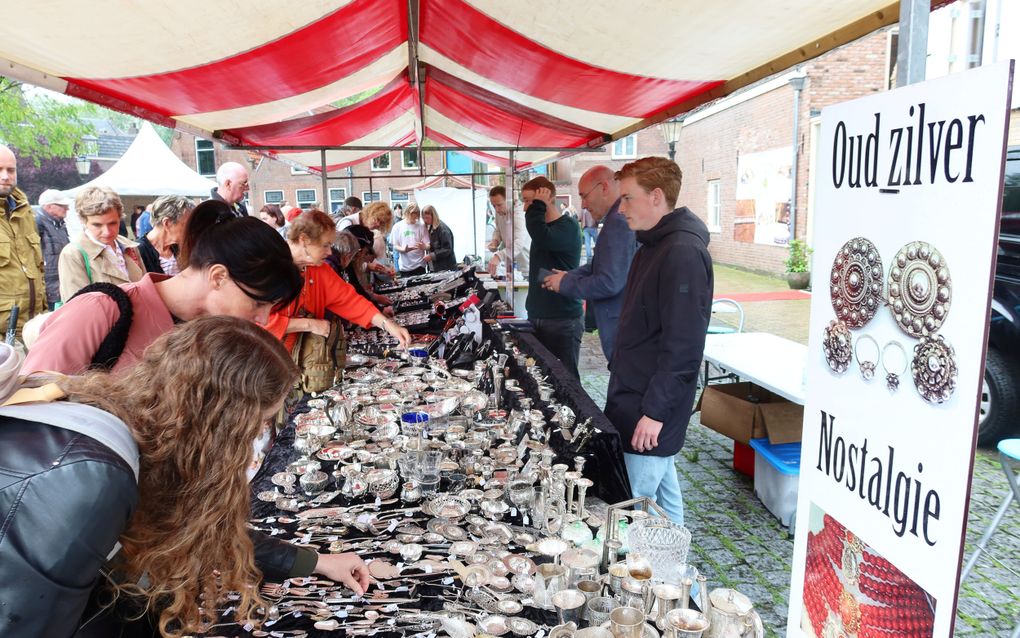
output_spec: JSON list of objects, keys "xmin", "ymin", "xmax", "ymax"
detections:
[{"xmin": 265, "ymin": 210, "xmax": 410, "ymax": 351}]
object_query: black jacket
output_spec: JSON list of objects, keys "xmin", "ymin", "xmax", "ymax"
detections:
[
  {"xmin": 209, "ymin": 187, "xmax": 248, "ymax": 217},
  {"xmin": 428, "ymin": 222, "xmax": 457, "ymax": 271},
  {"xmin": 605, "ymin": 207, "xmax": 713, "ymax": 456},
  {"xmin": 135, "ymin": 235, "xmax": 179, "ymax": 275},
  {"xmin": 0, "ymin": 414, "xmax": 314, "ymax": 636}
]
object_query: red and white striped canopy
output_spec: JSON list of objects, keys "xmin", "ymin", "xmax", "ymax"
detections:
[{"xmin": 1, "ymin": 0, "xmax": 928, "ymax": 171}]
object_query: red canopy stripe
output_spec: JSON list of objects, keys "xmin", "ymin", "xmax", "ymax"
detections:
[
  {"xmin": 420, "ymin": 0, "xmax": 720, "ymax": 119},
  {"xmin": 279, "ymin": 129, "xmax": 419, "ymax": 173},
  {"xmin": 225, "ymin": 77, "xmax": 416, "ymax": 147},
  {"xmin": 64, "ymin": 0, "xmax": 407, "ymax": 117},
  {"xmin": 426, "ymin": 67, "xmax": 605, "ymax": 145}
]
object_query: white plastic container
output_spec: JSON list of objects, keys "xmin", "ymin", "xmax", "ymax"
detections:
[{"xmin": 748, "ymin": 438, "xmax": 801, "ymax": 527}]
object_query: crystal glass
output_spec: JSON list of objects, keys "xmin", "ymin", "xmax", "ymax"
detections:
[{"xmin": 628, "ymin": 518, "xmax": 692, "ymax": 584}]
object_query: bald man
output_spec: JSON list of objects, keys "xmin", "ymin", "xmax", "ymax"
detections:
[
  {"xmin": 0, "ymin": 145, "xmax": 46, "ymax": 342},
  {"xmin": 542, "ymin": 165, "xmax": 637, "ymax": 361},
  {"xmin": 210, "ymin": 161, "xmax": 250, "ymax": 217}
]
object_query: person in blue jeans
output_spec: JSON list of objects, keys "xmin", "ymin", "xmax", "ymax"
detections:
[
  {"xmin": 603, "ymin": 157, "xmax": 713, "ymax": 525},
  {"xmin": 580, "ymin": 207, "xmax": 599, "ymax": 265}
]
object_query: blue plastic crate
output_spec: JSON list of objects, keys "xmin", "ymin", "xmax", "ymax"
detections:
[{"xmin": 748, "ymin": 438, "xmax": 801, "ymax": 526}]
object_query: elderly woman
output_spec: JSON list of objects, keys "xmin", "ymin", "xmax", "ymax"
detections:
[
  {"xmin": 136, "ymin": 195, "xmax": 195, "ymax": 275},
  {"xmin": 337, "ymin": 201, "xmax": 395, "ymax": 277},
  {"xmin": 0, "ymin": 317, "xmax": 370, "ymax": 636},
  {"xmin": 422, "ymin": 205, "xmax": 456, "ymax": 271},
  {"xmin": 265, "ymin": 210, "xmax": 410, "ymax": 351},
  {"xmin": 57, "ymin": 186, "xmax": 144, "ymax": 302}
]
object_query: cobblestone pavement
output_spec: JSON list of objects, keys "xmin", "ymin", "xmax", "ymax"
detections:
[{"xmin": 578, "ymin": 265, "xmax": 1020, "ymax": 637}]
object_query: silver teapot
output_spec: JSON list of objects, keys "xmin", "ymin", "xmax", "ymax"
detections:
[{"xmin": 696, "ymin": 577, "xmax": 764, "ymax": 638}]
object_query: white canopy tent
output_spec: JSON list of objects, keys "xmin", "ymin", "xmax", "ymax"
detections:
[{"xmin": 66, "ymin": 122, "xmax": 216, "ymax": 198}]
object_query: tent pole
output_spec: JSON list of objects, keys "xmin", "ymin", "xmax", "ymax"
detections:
[
  {"xmin": 471, "ymin": 175, "xmax": 477, "ymax": 262},
  {"xmin": 507, "ymin": 150, "xmax": 516, "ymax": 313},
  {"xmin": 320, "ymin": 150, "xmax": 328, "ymax": 212}
]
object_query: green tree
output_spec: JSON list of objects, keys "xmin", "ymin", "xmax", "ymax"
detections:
[{"xmin": 0, "ymin": 76, "xmax": 94, "ymax": 162}]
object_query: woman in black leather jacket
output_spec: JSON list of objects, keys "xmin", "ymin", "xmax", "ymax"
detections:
[{"xmin": 0, "ymin": 317, "xmax": 371, "ymax": 637}]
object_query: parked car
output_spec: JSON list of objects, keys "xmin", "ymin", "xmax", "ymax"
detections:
[{"xmin": 981, "ymin": 144, "xmax": 1020, "ymax": 445}]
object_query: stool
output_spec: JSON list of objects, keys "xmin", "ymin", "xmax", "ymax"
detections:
[{"xmin": 960, "ymin": 438, "xmax": 1020, "ymax": 638}]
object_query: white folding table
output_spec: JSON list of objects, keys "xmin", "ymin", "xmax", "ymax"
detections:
[{"xmin": 702, "ymin": 332, "xmax": 808, "ymax": 405}]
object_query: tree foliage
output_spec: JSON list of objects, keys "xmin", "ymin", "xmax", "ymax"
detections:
[{"xmin": 0, "ymin": 76, "xmax": 94, "ymax": 162}]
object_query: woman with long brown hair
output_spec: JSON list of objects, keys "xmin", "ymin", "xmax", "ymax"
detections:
[{"xmin": 0, "ymin": 316, "xmax": 370, "ymax": 636}]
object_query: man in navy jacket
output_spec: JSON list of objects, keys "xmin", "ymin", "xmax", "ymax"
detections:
[
  {"xmin": 604, "ymin": 157, "xmax": 713, "ymax": 525},
  {"xmin": 542, "ymin": 165, "xmax": 637, "ymax": 362}
]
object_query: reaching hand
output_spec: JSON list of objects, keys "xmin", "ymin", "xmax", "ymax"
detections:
[
  {"xmin": 542, "ymin": 269, "xmax": 567, "ymax": 293},
  {"xmin": 313, "ymin": 553, "xmax": 372, "ymax": 595}
]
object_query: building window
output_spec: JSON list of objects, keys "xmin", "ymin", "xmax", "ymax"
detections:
[
  {"xmin": 195, "ymin": 139, "xmax": 216, "ymax": 176},
  {"xmin": 264, "ymin": 190, "xmax": 284, "ymax": 206},
  {"xmin": 328, "ymin": 188, "xmax": 347, "ymax": 214},
  {"xmin": 611, "ymin": 134, "xmax": 637, "ymax": 159},
  {"xmin": 362, "ymin": 191, "xmax": 382, "ymax": 203},
  {"xmin": 707, "ymin": 180, "xmax": 721, "ymax": 232},
  {"xmin": 295, "ymin": 189, "xmax": 318, "ymax": 210},
  {"xmin": 371, "ymin": 153, "xmax": 391, "ymax": 171},
  {"xmin": 402, "ymin": 150, "xmax": 420, "ymax": 170},
  {"xmin": 389, "ymin": 189, "xmax": 409, "ymax": 203},
  {"xmin": 291, "ymin": 165, "xmax": 310, "ymax": 175}
]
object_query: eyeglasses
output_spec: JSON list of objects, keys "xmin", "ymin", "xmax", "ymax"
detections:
[{"xmin": 580, "ymin": 181, "xmax": 605, "ymax": 201}]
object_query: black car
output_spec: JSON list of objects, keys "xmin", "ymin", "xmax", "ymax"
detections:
[{"xmin": 981, "ymin": 145, "xmax": 1020, "ymax": 445}]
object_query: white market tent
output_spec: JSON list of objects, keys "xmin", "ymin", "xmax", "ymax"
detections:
[{"xmin": 65, "ymin": 122, "xmax": 216, "ymax": 197}]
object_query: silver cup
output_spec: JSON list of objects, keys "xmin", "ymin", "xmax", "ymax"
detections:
[
  {"xmin": 585, "ymin": 596, "xmax": 619, "ymax": 626},
  {"xmin": 577, "ymin": 578, "xmax": 603, "ymax": 602},
  {"xmin": 552, "ymin": 589, "xmax": 587, "ymax": 626},
  {"xmin": 610, "ymin": 606, "xmax": 646, "ymax": 638},
  {"xmin": 608, "ymin": 561, "xmax": 629, "ymax": 595},
  {"xmin": 576, "ymin": 628, "xmax": 614, "ymax": 638},
  {"xmin": 652, "ymin": 583, "xmax": 684, "ymax": 629},
  {"xmin": 664, "ymin": 608, "xmax": 710, "ymax": 638}
]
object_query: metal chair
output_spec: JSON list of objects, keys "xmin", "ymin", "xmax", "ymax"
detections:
[
  {"xmin": 702, "ymin": 299, "xmax": 745, "ymax": 387},
  {"xmin": 960, "ymin": 438, "xmax": 1020, "ymax": 638},
  {"xmin": 707, "ymin": 298, "xmax": 744, "ymax": 335}
]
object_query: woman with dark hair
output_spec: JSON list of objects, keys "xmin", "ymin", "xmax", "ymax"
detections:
[
  {"xmin": 23, "ymin": 199, "xmax": 304, "ymax": 375},
  {"xmin": 265, "ymin": 210, "xmax": 409, "ymax": 351},
  {"xmin": 0, "ymin": 317, "xmax": 370, "ymax": 637},
  {"xmin": 342, "ymin": 225, "xmax": 395, "ymax": 313},
  {"xmin": 258, "ymin": 204, "xmax": 285, "ymax": 229},
  {"xmin": 422, "ymin": 205, "xmax": 456, "ymax": 271}
]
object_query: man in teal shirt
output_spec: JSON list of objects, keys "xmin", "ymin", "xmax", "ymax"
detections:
[{"xmin": 523, "ymin": 176, "xmax": 583, "ymax": 378}]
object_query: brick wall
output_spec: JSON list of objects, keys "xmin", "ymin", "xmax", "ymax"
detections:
[{"xmin": 171, "ymin": 133, "xmax": 451, "ymax": 212}]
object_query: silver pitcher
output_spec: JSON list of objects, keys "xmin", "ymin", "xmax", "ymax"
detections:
[{"xmin": 697, "ymin": 580, "xmax": 763, "ymax": 638}]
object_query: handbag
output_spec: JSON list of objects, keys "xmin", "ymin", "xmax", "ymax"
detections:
[{"xmin": 291, "ymin": 317, "xmax": 346, "ymax": 394}]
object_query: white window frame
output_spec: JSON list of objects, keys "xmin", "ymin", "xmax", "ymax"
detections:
[
  {"xmin": 611, "ymin": 134, "xmax": 637, "ymax": 159},
  {"xmin": 371, "ymin": 153, "xmax": 391, "ymax": 171},
  {"xmin": 195, "ymin": 139, "xmax": 216, "ymax": 176},
  {"xmin": 389, "ymin": 189, "xmax": 410, "ymax": 203},
  {"xmin": 290, "ymin": 165, "xmax": 311, "ymax": 175},
  {"xmin": 401, "ymin": 150, "xmax": 420, "ymax": 170},
  {"xmin": 264, "ymin": 189, "xmax": 284, "ymax": 206},
  {"xmin": 328, "ymin": 188, "xmax": 347, "ymax": 214},
  {"xmin": 706, "ymin": 180, "xmax": 721, "ymax": 232},
  {"xmin": 295, "ymin": 188, "xmax": 318, "ymax": 210},
  {"xmin": 362, "ymin": 191, "xmax": 382, "ymax": 203}
]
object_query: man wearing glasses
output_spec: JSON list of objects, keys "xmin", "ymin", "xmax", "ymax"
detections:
[{"xmin": 541, "ymin": 165, "xmax": 636, "ymax": 362}]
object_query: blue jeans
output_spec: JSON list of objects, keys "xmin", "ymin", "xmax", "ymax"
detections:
[
  {"xmin": 583, "ymin": 227, "xmax": 598, "ymax": 264},
  {"xmin": 624, "ymin": 453, "xmax": 684, "ymax": 525}
]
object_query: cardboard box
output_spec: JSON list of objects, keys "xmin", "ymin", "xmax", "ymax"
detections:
[{"xmin": 696, "ymin": 381, "xmax": 803, "ymax": 445}]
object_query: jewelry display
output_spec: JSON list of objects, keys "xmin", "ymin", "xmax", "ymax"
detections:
[
  {"xmin": 823, "ymin": 320, "xmax": 853, "ymax": 374},
  {"xmin": 854, "ymin": 334, "xmax": 879, "ymax": 381},
  {"xmin": 830, "ymin": 237, "xmax": 884, "ymax": 328},
  {"xmin": 912, "ymin": 334, "xmax": 958, "ymax": 404},
  {"xmin": 881, "ymin": 341, "xmax": 907, "ymax": 392},
  {"xmin": 887, "ymin": 241, "xmax": 951, "ymax": 338}
]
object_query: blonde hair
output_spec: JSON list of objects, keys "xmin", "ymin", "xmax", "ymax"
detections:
[
  {"xmin": 58, "ymin": 316, "xmax": 299, "ymax": 637},
  {"xmin": 287, "ymin": 208, "xmax": 335, "ymax": 243},
  {"xmin": 361, "ymin": 201, "xmax": 393, "ymax": 233},
  {"xmin": 75, "ymin": 186, "xmax": 123, "ymax": 221},
  {"xmin": 422, "ymin": 205, "xmax": 441, "ymax": 229},
  {"xmin": 615, "ymin": 157, "xmax": 683, "ymax": 209}
]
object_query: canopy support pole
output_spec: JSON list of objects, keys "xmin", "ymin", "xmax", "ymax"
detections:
[
  {"xmin": 320, "ymin": 149, "xmax": 328, "ymax": 212},
  {"xmin": 506, "ymin": 150, "xmax": 516, "ymax": 312},
  {"xmin": 896, "ymin": 0, "xmax": 929, "ymax": 86}
]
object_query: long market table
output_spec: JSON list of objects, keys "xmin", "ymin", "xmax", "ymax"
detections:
[{"xmin": 702, "ymin": 332, "xmax": 808, "ymax": 405}]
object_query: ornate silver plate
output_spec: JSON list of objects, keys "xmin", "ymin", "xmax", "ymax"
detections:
[
  {"xmin": 831, "ymin": 237, "xmax": 884, "ymax": 328},
  {"xmin": 887, "ymin": 240, "xmax": 951, "ymax": 337}
]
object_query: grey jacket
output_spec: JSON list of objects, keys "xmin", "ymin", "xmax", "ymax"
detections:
[
  {"xmin": 34, "ymin": 210, "xmax": 70, "ymax": 306},
  {"xmin": 558, "ymin": 200, "xmax": 637, "ymax": 361}
]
